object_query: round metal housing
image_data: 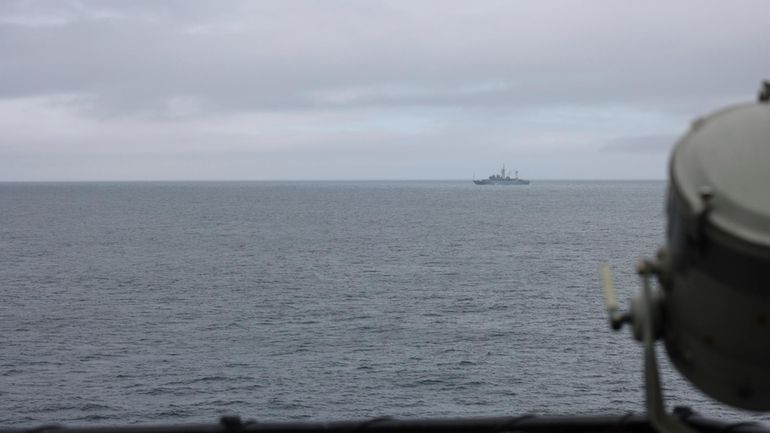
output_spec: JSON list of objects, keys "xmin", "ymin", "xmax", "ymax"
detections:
[{"xmin": 663, "ymin": 101, "xmax": 770, "ymax": 410}]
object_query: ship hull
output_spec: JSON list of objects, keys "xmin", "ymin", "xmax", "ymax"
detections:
[{"xmin": 473, "ymin": 179, "xmax": 530, "ymax": 185}]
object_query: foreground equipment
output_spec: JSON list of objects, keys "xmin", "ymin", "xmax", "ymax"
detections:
[{"xmin": 601, "ymin": 81, "xmax": 770, "ymax": 433}]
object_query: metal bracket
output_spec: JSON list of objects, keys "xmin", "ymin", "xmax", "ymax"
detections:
[{"xmin": 601, "ymin": 262, "xmax": 699, "ymax": 433}]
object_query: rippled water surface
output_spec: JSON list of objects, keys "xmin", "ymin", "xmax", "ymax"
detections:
[{"xmin": 1, "ymin": 181, "xmax": 764, "ymax": 426}]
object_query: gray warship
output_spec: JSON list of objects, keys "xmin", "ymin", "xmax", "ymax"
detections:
[{"xmin": 473, "ymin": 165, "xmax": 530, "ymax": 185}]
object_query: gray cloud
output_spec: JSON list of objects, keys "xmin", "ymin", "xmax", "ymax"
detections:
[
  {"xmin": 2, "ymin": 1, "xmax": 767, "ymax": 115},
  {"xmin": 601, "ymin": 134, "xmax": 679, "ymax": 153},
  {"xmin": 0, "ymin": 0, "xmax": 767, "ymax": 180}
]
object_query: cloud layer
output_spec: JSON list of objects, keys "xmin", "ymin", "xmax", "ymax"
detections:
[{"xmin": 1, "ymin": 0, "xmax": 767, "ymax": 180}]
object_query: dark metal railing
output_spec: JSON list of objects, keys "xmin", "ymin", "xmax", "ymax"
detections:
[{"xmin": 2, "ymin": 409, "xmax": 768, "ymax": 433}]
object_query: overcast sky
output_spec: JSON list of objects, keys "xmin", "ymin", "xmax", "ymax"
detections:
[{"xmin": 0, "ymin": 1, "xmax": 767, "ymax": 181}]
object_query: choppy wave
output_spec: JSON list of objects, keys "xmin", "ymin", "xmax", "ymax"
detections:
[{"xmin": 1, "ymin": 181, "xmax": 765, "ymax": 426}]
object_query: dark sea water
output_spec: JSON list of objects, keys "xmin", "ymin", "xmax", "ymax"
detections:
[{"xmin": 0, "ymin": 181, "xmax": 765, "ymax": 426}]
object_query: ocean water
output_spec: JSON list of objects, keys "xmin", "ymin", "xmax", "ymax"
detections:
[{"xmin": 0, "ymin": 181, "xmax": 764, "ymax": 426}]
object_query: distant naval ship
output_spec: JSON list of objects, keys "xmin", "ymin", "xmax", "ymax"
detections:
[{"xmin": 473, "ymin": 165, "xmax": 530, "ymax": 185}]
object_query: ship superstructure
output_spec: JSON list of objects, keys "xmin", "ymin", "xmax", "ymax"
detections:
[{"xmin": 473, "ymin": 165, "xmax": 530, "ymax": 185}]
